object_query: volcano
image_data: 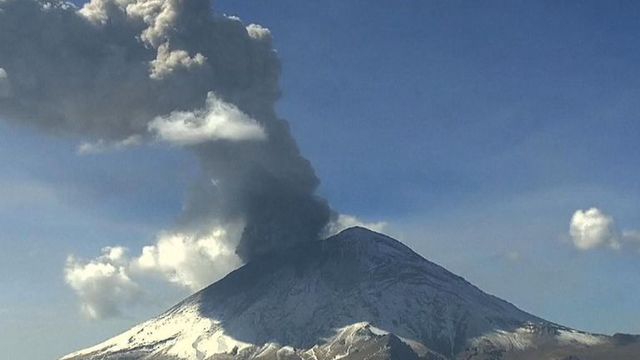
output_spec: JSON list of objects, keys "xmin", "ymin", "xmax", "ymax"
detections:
[{"xmin": 62, "ymin": 227, "xmax": 640, "ymax": 360}]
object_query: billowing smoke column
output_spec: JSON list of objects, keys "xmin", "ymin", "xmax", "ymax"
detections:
[{"xmin": 0, "ymin": 0, "xmax": 331, "ymax": 261}]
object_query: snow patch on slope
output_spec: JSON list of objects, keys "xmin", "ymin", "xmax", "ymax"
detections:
[
  {"xmin": 472, "ymin": 327, "xmax": 535, "ymax": 351},
  {"xmin": 61, "ymin": 303, "xmax": 252, "ymax": 359},
  {"xmin": 338, "ymin": 323, "xmax": 430, "ymax": 357},
  {"xmin": 557, "ymin": 329, "xmax": 607, "ymax": 346},
  {"xmin": 472, "ymin": 323, "xmax": 609, "ymax": 352}
]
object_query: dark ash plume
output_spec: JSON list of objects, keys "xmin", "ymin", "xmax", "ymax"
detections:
[{"xmin": 0, "ymin": 0, "xmax": 331, "ymax": 261}]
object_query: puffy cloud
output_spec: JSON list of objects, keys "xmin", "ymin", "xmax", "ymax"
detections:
[
  {"xmin": 246, "ymin": 23, "xmax": 272, "ymax": 41},
  {"xmin": 150, "ymin": 43, "xmax": 206, "ymax": 80},
  {"xmin": 64, "ymin": 247, "xmax": 141, "ymax": 319},
  {"xmin": 323, "ymin": 214, "xmax": 387, "ymax": 238},
  {"xmin": 66, "ymin": 227, "xmax": 242, "ymax": 318},
  {"xmin": 117, "ymin": 0, "xmax": 182, "ymax": 48},
  {"xmin": 79, "ymin": 0, "xmax": 194, "ymax": 50},
  {"xmin": 569, "ymin": 208, "xmax": 620, "ymax": 251},
  {"xmin": 148, "ymin": 92, "xmax": 266, "ymax": 145},
  {"xmin": 0, "ymin": 67, "xmax": 9, "ymax": 98},
  {"xmin": 569, "ymin": 208, "xmax": 640, "ymax": 254},
  {"xmin": 135, "ymin": 228, "xmax": 242, "ymax": 290}
]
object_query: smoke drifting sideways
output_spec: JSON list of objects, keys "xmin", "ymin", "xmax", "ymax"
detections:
[{"xmin": 0, "ymin": 0, "xmax": 332, "ymax": 262}]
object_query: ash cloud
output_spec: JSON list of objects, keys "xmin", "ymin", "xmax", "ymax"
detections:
[{"xmin": 0, "ymin": 0, "xmax": 331, "ymax": 261}]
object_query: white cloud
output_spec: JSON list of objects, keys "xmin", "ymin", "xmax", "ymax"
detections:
[
  {"xmin": 569, "ymin": 208, "xmax": 620, "ymax": 250},
  {"xmin": 246, "ymin": 23, "xmax": 271, "ymax": 41},
  {"xmin": 122, "ymin": 0, "xmax": 181, "ymax": 48},
  {"xmin": 64, "ymin": 247, "xmax": 141, "ymax": 319},
  {"xmin": 65, "ymin": 226, "xmax": 242, "ymax": 318},
  {"xmin": 76, "ymin": 135, "xmax": 143, "ymax": 155},
  {"xmin": 135, "ymin": 228, "xmax": 242, "ymax": 291},
  {"xmin": 0, "ymin": 67, "xmax": 10, "ymax": 98},
  {"xmin": 77, "ymin": 0, "xmax": 117, "ymax": 25},
  {"xmin": 323, "ymin": 214, "xmax": 387, "ymax": 238},
  {"xmin": 148, "ymin": 92, "xmax": 267, "ymax": 145},
  {"xmin": 569, "ymin": 208, "xmax": 640, "ymax": 254},
  {"xmin": 150, "ymin": 43, "xmax": 206, "ymax": 80},
  {"xmin": 79, "ymin": 0, "xmax": 201, "ymax": 77}
]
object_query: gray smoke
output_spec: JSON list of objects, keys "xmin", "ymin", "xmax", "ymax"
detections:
[{"xmin": 0, "ymin": 0, "xmax": 331, "ymax": 261}]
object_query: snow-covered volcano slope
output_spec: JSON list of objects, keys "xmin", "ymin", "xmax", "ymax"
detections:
[{"xmin": 61, "ymin": 227, "xmax": 633, "ymax": 360}]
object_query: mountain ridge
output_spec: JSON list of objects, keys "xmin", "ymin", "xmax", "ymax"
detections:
[{"xmin": 62, "ymin": 227, "xmax": 639, "ymax": 360}]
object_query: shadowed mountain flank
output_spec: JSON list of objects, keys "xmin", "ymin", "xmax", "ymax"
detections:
[{"xmin": 62, "ymin": 228, "xmax": 639, "ymax": 360}]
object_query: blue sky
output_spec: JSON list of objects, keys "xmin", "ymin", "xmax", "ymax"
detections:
[{"xmin": 1, "ymin": 1, "xmax": 639, "ymax": 359}]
